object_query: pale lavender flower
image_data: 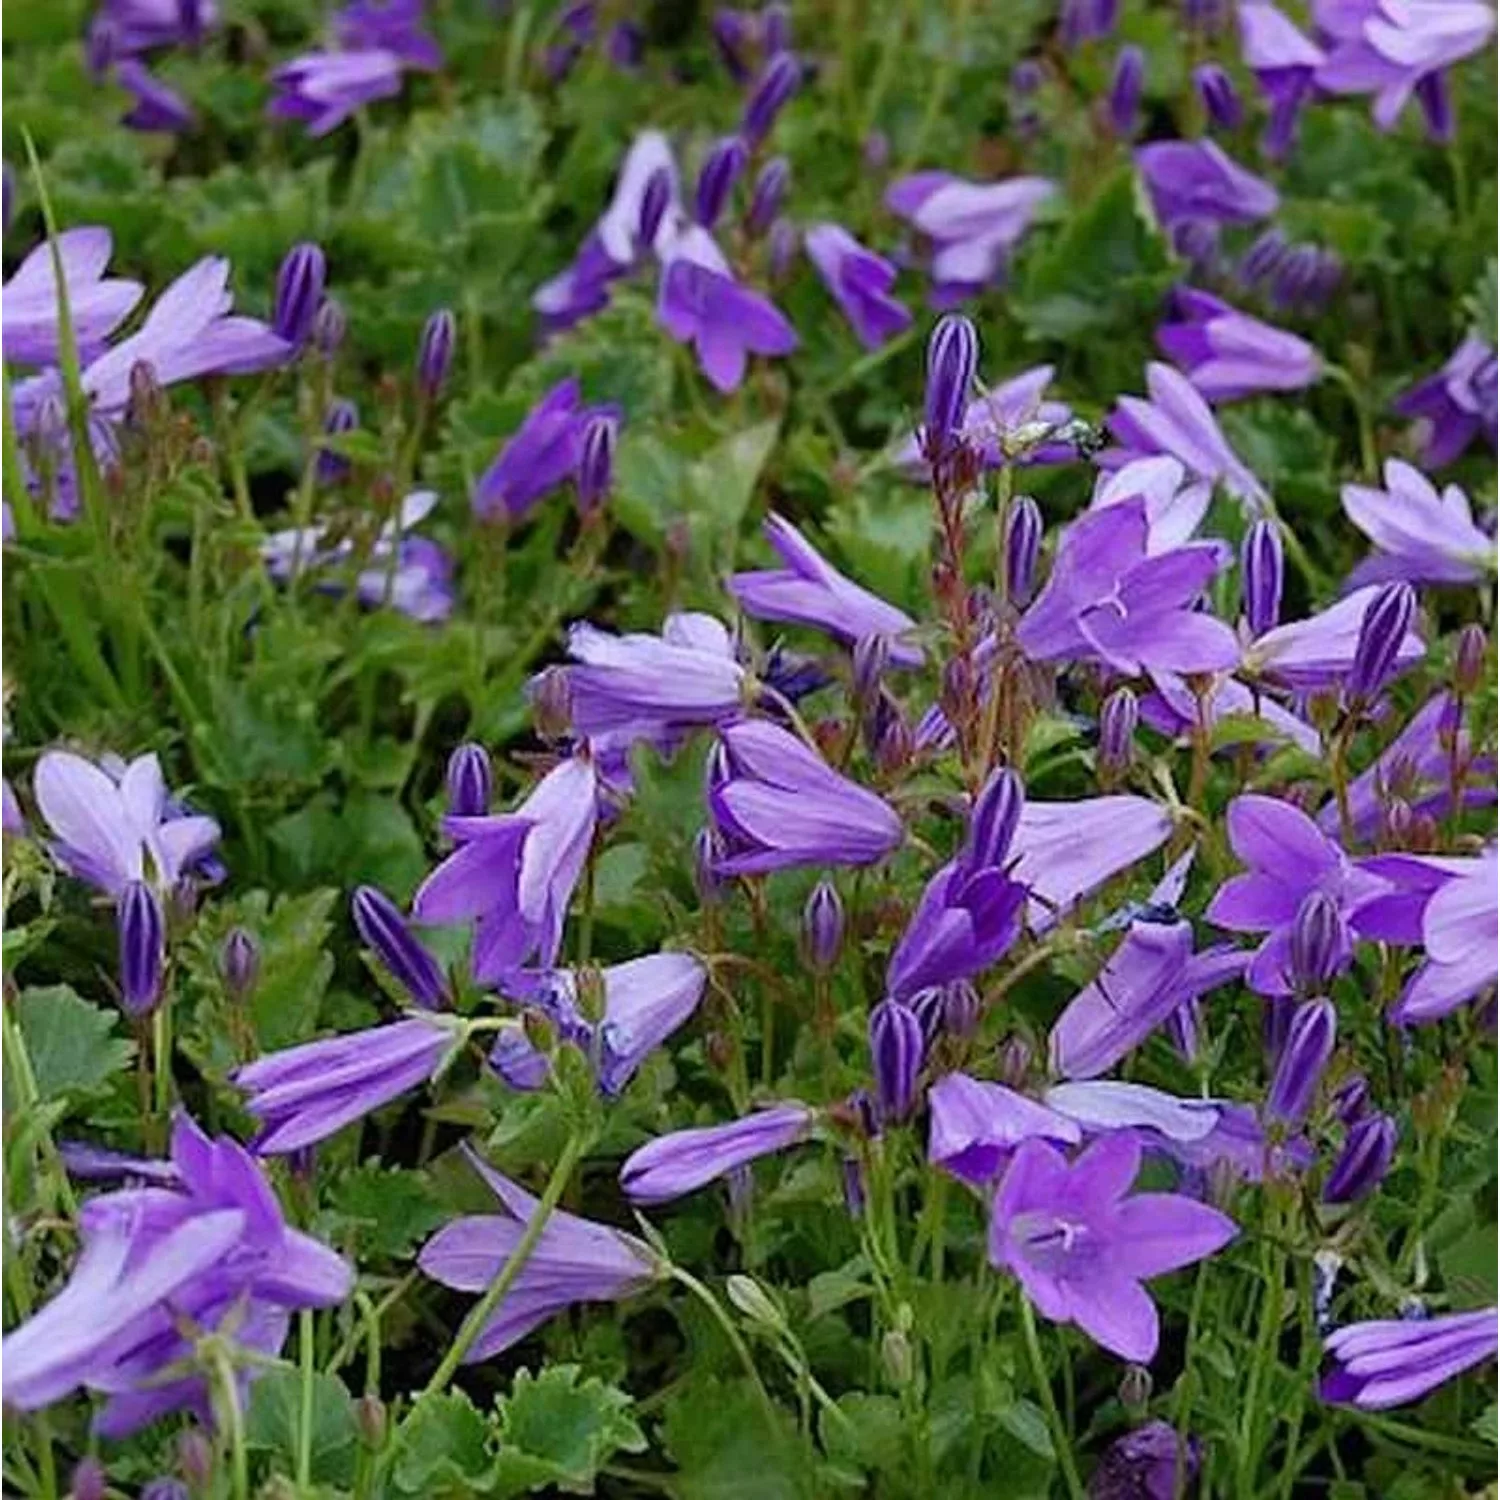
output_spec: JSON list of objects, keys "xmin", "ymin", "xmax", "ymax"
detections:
[
  {"xmin": 656, "ymin": 224, "xmax": 798, "ymax": 392},
  {"xmin": 1157, "ymin": 289, "xmax": 1321, "ymax": 402},
  {"xmin": 1089, "ymin": 455, "xmax": 1213, "ymax": 552},
  {"xmin": 1, "ymin": 228, "xmax": 142, "ymax": 368},
  {"xmin": 1017, "ymin": 498, "xmax": 1240, "ymax": 676},
  {"xmin": 728, "ymin": 513, "xmax": 922, "ymax": 666},
  {"xmin": 1135, "ymin": 140, "xmax": 1278, "ymax": 234},
  {"xmin": 3, "ymin": 778, "xmax": 26, "ymax": 837},
  {"xmin": 234, "ymin": 1014, "xmax": 462, "ymax": 1153},
  {"xmin": 1239, "ymin": 3, "xmax": 1326, "ymax": 157},
  {"xmin": 1241, "ymin": 583, "xmax": 1425, "ymax": 690},
  {"xmin": 1380, "ymin": 848, "xmax": 1498, "ymax": 1023},
  {"xmin": 89, "ymin": 0, "xmax": 217, "ymax": 55},
  {"xmin": 1314, "ymin": 0, "xmax": 1495, "ymax": 137},
  {"xmin": 804, "ymin": 223, "xmax": 912, "ymax": 350},
  {"xmin": 269, "ymin": 50, "xmax": 409, "ymax": 137},
  {"xmin": 621, "ymin": 1103, "xmax": 816, "ymax": 1204},
  {"xmin": 1392, "ymin": 336, "xmax": 1498, "ymax": 466},
  {"xmin": 1321, "ymin": 1309, "xmax": 1498, "ymax": 1409},
  {"xmin": 33, "ymin": 749, "xmax": 220, "ymax": 898},
  {"xmin": 335, "ymin": 0, "xmax": 442, "ymax": 68},
  {"xmin": 414, "ymin": 752, "xmax": 599, "ymax": 980},
  {"xmin": 1342, "ymin": 459, "xmax": 1492, "ymax": 588},
  {"xmin": 989, "ymin": 1132, "xmax": 1236, "ymax": 1362},
  {"xmin": 927, "ymin": 1073, "xmax": 1081, "ymax": 1187},
  {"xmin": 419, "ymin": 1146, "xmax": 660, "ymax": 1358},
  {"xmin": 708, "ymin": 719, "xmax": 903, "ymax": 875}
]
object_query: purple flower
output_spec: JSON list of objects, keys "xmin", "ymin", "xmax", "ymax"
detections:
[
  {"xmin": 1136, "ymin": 140, "xmax": 1278, "ymax": 234},
  {"xmin": 1194, "ymin": 62, "xmax": 1244, "ymax": 129},
  {"xmin": 927, "ymin": 1073, "xmax": 1081, "ymax": 1187},
  {"xmin": 1242, "ymin": 583, "xmax": 1425, "ymax": 690},
  {"xmin": 1206, "ymin": 794, "xmax": 1397, "ymax": 996},
  {"xmin": 1090, "ymin": 1420, "xmax": 1201, "ymax": 1499},
  {"xmin": 1007, "ymin": 494, "xmax": 1044, "ymax": 603},
  {"xmin": 1010, "ymin": 794, "xmax": 1174, "ymax": 931},
  {"xmin": 869, "ymin": 998, "xmax": 925, "ymax": 1121},
  {"xmin": 694, "ymin": 136, "xmax": 748, "ymax": 229},
  {"xmin": 269, "ymin": 50, "xmax": 409, "ymax": 137},
  {"xmin": 887, "ymin": 768, "xmax": 1028, "ymax": 999},
  {"xmin": 708, "ymin": 719, "xmax": 903, "ymax": 875},
  {"xmin": 741, "ymin": 51, "xmax": 801, "ymax": 145},
  {"xmin": 884, "ymin": 172, "xmax": 1056, "ymax": 303},
  {"xmin": 1321, "ymin": 1308, "xmax": 1498, "ymax": 1409},
  {"xmin": 272, "ymin": 242, "xmax": 326, "ymax": 348},
  {"xmin": 1347, "ymin": 581, "xmax": 1417, "ymax": 702},
  {"xmin": 803, "ymin": 878, "xmax": 845, "ymax": 970},
  {"xmin": 4, "ymin": 778, "xmax": 27, "ymax": 837},
  {"xmin": 1385, "ymin": 849, "xmax": 1498, "ymax": 1023},
  {"xmin": 1017, "ymin": 498, "xmax": 1240, "ymax": 676},
  {"xmin": 260, "ymin": 490, "xmax": 455, "ymax": 622},
  {"xmin": 414, "ymin": 752, "xmax": 599, "ymax": 980},
  {"xmin": 1314, "ymin": 0, "xmax": 1495, "ymax": 137},
  {"xmin": 562, "ymin": 611, "xmax": 745, "ymax": 742},
  {"xmin": 352, "ymin": 884, "xmax": 450, "ymax": 1007},
  {"xmin": 473, "ymin": 378, "xmax": 619, "ymax": 523},
  {"xmin": 419, "ymin": 1146, "xmax": 660, "ymax": 1359},
  {"xmin": 1106, "ymin": 46, "xmax": 1145, "ymax": 137},
  {"xmin": 1089, "ymin": 454, "xmax": 1213, "ymax": 551},
  {"xmin": 116, "ymin": 58, "xmax": 197, "ymax": 131},
  {"xmin": 89, "ymin": 0, "xmax": 217, "ymax": 55},
  {"xmin": 746, "ymin": 157, "xmax": 790, "ymax": 237},
  {"xmin": 33, "ymin": 749, "xmax": 220, "ymax": 898},
  {"xmin": 1050, "ymin": 918, "xmax": 1248, "ymax": 1080},
  {"xmin": 0, "ymin": 227, "xmax": 143, "ymax": 368},
  {"xmin": 234, "ymin": 1014, "xmax": 461, "ymax": 1154},
  {"xmin": 1267, "ymin": 997, "xmax": 1336, "ymax": 1124},
  {"xmin": 1105, "ymin": 361, "xmax": 1269, "ymax": 508},
  {"xmin": 804, "ymin": 223, "xmax": 912, "ymax": 351},
  {"xmin": 117, "ymin": 880, "xmax": 165, "ymax": 1016},
  {"xmin": 1343, "ymin": 461, "xmax": 1493, "ymax": 587},
  {"xmin": 1140, "ymin": 670, "xmax": 1319, "ymax": 755},
  {"xmin": 1239, "ymin": 3, "xmax": 1326, "ymax": 157},
  {"xmin": 728, "ymin": 513, "xmax": 922, "ymax": 667},
  {"xmin": 417, "ymin": 307, "xmax": 456, "ymax": 397},
  {"xmin": 656, "ymin": 224, "xmax": 798, "ymax": 393},
  {"xmin": 1157, "ymin": 289, "xmax": 1321, "ymax": 402},
  {"xmin": 620, "ymin": 1103, "xmax": 815, "ymax": 1204},
  {"xmin": 335, "ymin": 0, "xmax": 442, "ymax": 68},
  {"xmin": 1392, "ymin": 335, "xmax": 1498, "ymax": 467},
  {"xmin": 989, "ymin": 1132, "xmax": 1236, "ymax": 1361},
  {"xmin": 1323, "ymin": 1110, "xmax": 1397, "ymax": 1203},
  {"xmin": 1242, "ymin": 518, "xmax": 1284, "ymax": 635},
  {"xmin": 1, "ymin": 1113, "xmax": 351, "ymax": 1434},
  {"xmin": 490, "ymin": 952, "xmax": 708, "ymax": 1095}
]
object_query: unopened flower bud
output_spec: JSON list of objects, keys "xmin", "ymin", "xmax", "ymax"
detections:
[
  {"xmin": 875, "ymin": 707, "xmax": 914, "ymax": 775},
  {"xmin": 1331, "ymin": 1071, "xmax": 1369, "ymax": 1124},
  {"xmin": 1323, "ymin": 1110, "xmax": 1397, "ymax": 1205},
  {"xmin": 530, "ymin": 666, "xmax": 572, "ymax": 740},
  {"xmin": 220, "ymin": 926, "xmax": 260, "ymax": 1000},
  {"xmin": 742, "ymin": 51, "xmax": 800, "ymax": 145},
  {"xmin": 312, "ymin": 296, "xmax": 346, "ymax": 357},
  {"xmin": 869, "ymin": 998, "xmax": 925, "ymax": 1122},
  {"xmin": 1241, "ymin": 519, "xmax": 1283, "ymax": 637},
  {"xmin": 998, "ymin": 1034, "xmax": 1032, "ymax": 1088},
  {"xmin": 881, "ymin": 1327, "xmax": 913, "ymax": 1385},
  {"xmin": 352, "ymin": 885, "xmax": 447, "ymax": 1009},
  {"xmin": 726, "ymin": 1273, "xmax": 787, "ymax": 1332},
  {"xmin": 762, "ymin": 2, "xmax": 791, "ymax": 52},
  {"xmin": 1005, "ymin": 494, "xmax": 1043, "ymax": 605},
  {"xmin": 1348, "ymin": 582, "xmax": 1416, "ymax": 703},
  {"xmin": 637, "ymin": 168, "xmax": 673, "ymax": 254},
  {"xmin": 118, "ymin": 879, "xmax": 165, "ymax": 1016},
  {"xmin": 694, "ymin": 826, "xmax": 727, "ymax": 906},
  {"xmin": 317, "ymin": 398, "xmax": 358, "ymax": 484},
  {"xmin": 1267, "ymin": 997, "xmax": 1336, "ymax": 1126},
  {"xmin": 574, "ymin": 413, "xmax": 616, "ymax": 518},
  {"xmin": 841, "ymin": 1155, "xmax": 866, "ymax": 1218},
  {"xmin": 694, "ymin": 136, "xmax": 749, "ymax": 229},
  {"xmin": 1238, "ymin": 228, "xmax": 1288, "ymax": 289},
  {"xmin": 445, "ymin": 742, "xmax": 491, "ymax": 818},
  {"xmin": 746, "ymin": 156, "xmax": 790, "ymax": 237},
  {"xmin": 70, "ymin": 1458, "xmax": 106, "ymax": 1500},
  {"xmin": 1106, "ymin": 46, "xmax": 1144, "ymax": 137},
  {"xmin": 966, "ymin": 766, "xmax": 1024, "ymax": 869},
  {"xmin": 1454, "ymin": 623, "xmax": 1486, "ymax": 695},
  {"xmin": 1194, "ymin": 62, "xmax": 1242, "ymax": 129},
  {"xmin": 127, "ymin": 358, "xmax": 164, "ymax": 426},
  {"xmin": 1099, "ymin": 687, "xmax": 1138, "ymax": 777},
  {"xmin": 852, "ymin": 632, "xmax": 889, "ymax": 706},
  {"xmin": 923, "ymin": 314, "xmax": 978, "ymax": 462},
  {"xmin": 141, "ymin": 1479, "xmax": 190, "ymax": 1500},
  {"xmin": 942, "ymin": 978, "xmax": 981, "ymax": 1039},
  {"xmin": 273, "ymin": 241, "xmax": 327, "ymax": 348},
  {"xmin": 1289, "ymin": 890, "xmax": 1343, "ymax": 994},
  {"xmin": 356, "ymin": 1393, "xmax": 386, "ymax": 1449},
  {"xmin": 178, "ymin": 1428, "xmax": 214, "ymax": 1487},
  {"xmin": 417, "ymin": 308, "xmax": 456, "ymax": 399},
  {"xmin": 1118, "ymin": 1364, "xmax": 1152, "ymax": 1411},
  {"xmin": 803, "ymin": 878, "xmax": 845, "ymax": 972},
  {"xmin": 1383, "ymin": 797, "xmax": 1413, "ymax": 845},
  {"xmin": 767, "ymin": 218, "xmax": 799, "ymax": 280}
]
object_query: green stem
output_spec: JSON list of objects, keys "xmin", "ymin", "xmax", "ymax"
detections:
[
  {"xmin": 1017, "ymin": 1296, "xmax": 1085, "ymax": 1500},
  {"xmin": 214, "ymin": 1349, "xmax": 251, "ymax": 1500},
  {"xmin": 1238, "ymin": 1233, "xmax": 1286, "ymax": 1498},
  {"xmin": 669, "ymin": 1266, "xmax": 781, "ymax": 1436},
  {"xmin": 297, "ymin": 1310, "xmax": 316, "ymax": 1490},
  {"xmin": 418, "ymin": 1130, "xmax": 588, "ymax": 1400},
  {"xmin": 1172, "ymin": 1262, "xmax": 1209, "ymax": 1498},
  {"xmin": 904, "ymin": 0, "xmax": 974, "ymax": 168},
  {"xmin": 152, "ymin": 1001, "xmax": 173, "ymax": 1140}
]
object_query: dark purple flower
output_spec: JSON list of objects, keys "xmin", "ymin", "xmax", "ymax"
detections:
[
  {"xmin": 869, "ymin": 999, "xmax": 924, "ymax": 1121},
  {"xmin": 1321, "ymin": 1309, "xmax": 1498, "ymax": 1409},
  {"xmin": 1348, "ymin": 582, "xmax": 1417, "ymax": 702},
  {"xmin": 115, "ymin": 60, "xmax": 196, "ymax": 133},
  {"xmin": 445, "ymin": 742, "xmax": 491, "ymax": 820},
  {"xmin": 1006, "ymin": 495, "xmax": 1044, "ymax": 604},
  {"xmin": 352, "ymin": 884, "xmax": 449, "ymax": 1008},
  {"xmin": 709, "ymin": 719, "xmax": 903, "ymax": 875},
  {"xmin": 1135, "ymin": 139, "xmax": 1278, "ymax": 235},
  {"xmin": 234, "ymin": 1014, "xmax": 460, "ymax": 1153},
  {"xmin": 922, "ymin": 313, "xmax": 979, "ymax": 459},
  {"xmin": 117, "ymin": 879, "xmax": 165, "ymax": 1016},
  {"xmin": 656, "ymin": 225, "xmax": 798, "ymax": 393},
  {"xmin": 272, "ymin": 242, "xmax": 326, "ymax": 348},
  {"xmin": 741, "ymin": 51, "xmax": 800, "ymax": 144},
  {"xmin": 1106, "ymin": 46, "xmax": 1145, "ymax": 137},
  {"xmin": 1242, "ymin": 518, "xmax": 1284, "ymax": 635},
  {"xmin": 220, "ymin": 927, "xmax": 259, "ymax": 999},
  {"xmin": 1289, "ymin": 890, "xmax": 1343, "ymax": 994},
  {"xmin": 335, "ymin": 0, "xmax": 442, "ymax": 68},
  {"xmin": 805, "ymin": 223, "xmax": 912, "ymax": 351},
  {"xmin": 1267, "ymin": 997, "xmax": 1336, "ymax": 1125},
  {"xmin": 1089, "ymin": 1419, "xmax": 1201, "ymax": 1499},
  {"xmin": 746, "ymin": 157, "xmax": 790, "ymax": 237},
  {"xmin": 1239, "ymin": 3, "xmax": 1325, "ymax": 157},
  {"xmin": 574, "ymin": 413, "xmax": 616, "ymax": 517},
  {"xmin": 417, "ymin": 307, "xmax": 455, "ymax": 398},
  {"xmin": 1194, "ymin": 62, "xmax": 1243, "ymax": 128},
  {"xmin": 1392, "ymin": 336, "xmax": 1498, "ymax": 467},
  {"xmin": 990, "ymin": 1133, "xmax": 1237, "ymax": 1361},
  {"xmin": 1156, "ymin": 288, "xmax": 1321, "ymax": 402},
  {"xmin": 269, "ymin": 50, "xmax": 408, "ymax": 137},
  {"xmin": 694, "ymin": 136, "xmax": 749, "ymax": 229},
  {"xmin": 621, "ymin": 1103, "xmax": 815, "ymax": 1204},
  {"xmin": 1099, "ymin": 687, "xmax": 1138, "ymax": 777},
  {"xmin": 1323, "ymin": 1111, "xmax": 1397, "ymax": 1204},
  {"xmin": 1243, "ymin": 583, "xmax": 1425, "ymax": 690},
  {"xmin": 419, "ymin": 1145, "xmax": 659, "ymax": 1358},
  {"xmin": 803, "ymin": 878, "xmax": 845, "ymax": 971}
]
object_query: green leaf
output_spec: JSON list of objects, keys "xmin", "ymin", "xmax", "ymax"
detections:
[
  {"xmin": 690, "ymin": 420, "xmax": 781, "ymax": 555},
  {"xmin": 329, "ymin": 1164, "xmax": 447, "ymax": 1260},
  {"xmin": 491, "ymin": 1365, "xmax": 646, "ymax": 1496},
  {"xmin": 818, "ymin": 1393, "xmax": 904, "ymax": 1476},
  {"xmin": 246, "ymin": 1367, "xmax": 358, "ymax": 1486},
  {"xmin": 392, "ymin": 1391, "xmax": 496, "ymax": 1496},
  {"xmin": 997, "ymin": 1398, "xmax": 1055, "ymax": 1461},
  {"xmin": 661, "ymin": 1376, "xmax": 813, "ymax": 1500},
  {"xmin": 13, "ymin": 986, "xmax": 135, "ymax": 1103}
]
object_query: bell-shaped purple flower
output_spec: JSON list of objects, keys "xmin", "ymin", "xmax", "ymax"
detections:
[
  {"xmin": 869, "ymin": 999, "xmax": 924, "ymax": 1122},
  {"xmin": 272, "ymin": 242, "xmax": 326, "ymax": 348},
  {"xmin": 1323, "ymin": 1111, "xmax": 1397, "ymax": 1204},
  {"xmin": 1106, "ymin": 46, "xmax": 1145, "ymax": 137},
  {"xmin": 1243, "ymin": 584, "xmax": 1425, "ymax": 690},
  {"xmin": 417, "ymin": 307, "xmax": 455, "ymax": 398},
  {"xmin": 1156, "ymin": 289, "xmax": 1321, "ymax": 403},
  {"xmin": 1090, "ymin": 1420, "xmax": 1202, "ymax": 1500},
  {"xmin": 1267, "ymin": 997, "xmax": 1336, "ymax": 1125},
  {"xmin": 0, "ymin": 227, "xmax": 143, "ymax": 371},
  {"xmin": 729, "ymin": 513, "xmax": 922, "ymax": 666},
  {"xmin": 419, "ymin": 1146, "xmax": 660, "ymax": 1359},
  {"xmin": 1135, "ymin": 139, "xmax": 1278, "ymax": 235},
  {"xmin": 1321, "ymin": 1308, "xmax": 1498, "ymax": 1410},
  {"xmin": 805, "ymin": 224, "xmax": 912, "ymax": 351},
  {"xmin": 709, "ymin": 720, "xmax": 903, "ymax": 875},
  {"xmin": 927, "ymin": 1073, "xmax": 1081, "ymax": 1186},
  {"xmin": 621, "ymin": 1103, "xmax": 816, "ymax": 1204},
  {"xmin": 1392, "ymin": 336, "xmax": 1497, "ymax": 467},
  {"xmin": 269, "ymin": 50, "xmax": 409, "ymax": 137},
  {"xmin": 445, "ymin": 742, "xmax": 491, "ymax": 819},
  {"xmin": 1342, "ymin": 459, "xmax": 1492, "ymax": 589},
  {"xmin": 352, "ymin": 884, "xmax": 449, "ymax": 1008},
  {"xmin": 1239, "ymin": 3, "xmax": 1325, "ymax": 157},
  {"xmin": 117, "ymin": 880, "xmax": 165, "ymax": 1016},
  {"xmin": 694, "ymin": 136, "xmax": 749, "ymax": 228},
  {"xmin": 1348, "ymin": 582, "xmax": 1417, "ymax": 702}
]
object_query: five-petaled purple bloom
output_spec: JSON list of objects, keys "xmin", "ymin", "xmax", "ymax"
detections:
[
  {"xmin": 804, "ymin": 223, "xmax": 913, "ymax": 350},
  {"xmin": 1157, "ymin": 288, "xmax": 1322, "ymax": 402}
]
